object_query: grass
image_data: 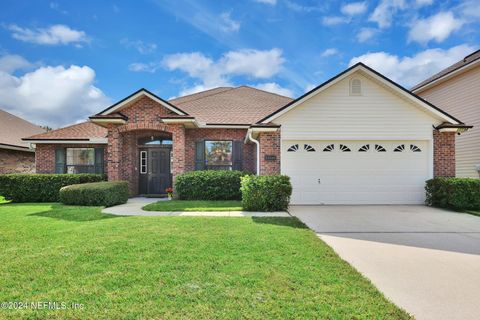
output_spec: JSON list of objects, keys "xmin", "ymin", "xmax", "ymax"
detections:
[
  {"xmin": 0, "ymin": 203, "xmax": 411, "ymax": 319},
  {"xmin": 143, "ymin": 200, "xmax": 243, "ymax": 211}
]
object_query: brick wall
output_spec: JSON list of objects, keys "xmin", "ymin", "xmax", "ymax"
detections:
[
  {"xmin": 0, "ymin": 149, "xmax": 36, "ymax": 174},
  {"xmin": 433, "ymin": 130, "xmax": 455, "ymax": 177},
  {"xmin": 35, "ymin": 144, "xmax": 108, "ymax": 174},
  {"xmin": 258, "ymin": 131, "xmax": 281, "ymax": 175},
  {"xmin": 184, "ymin": 128, "xmax": 255, "ymax": 173}
]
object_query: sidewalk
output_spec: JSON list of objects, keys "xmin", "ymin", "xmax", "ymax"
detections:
[{"xmin": 102, "ymin": 197, "xmax": 290, "ymax": 217}]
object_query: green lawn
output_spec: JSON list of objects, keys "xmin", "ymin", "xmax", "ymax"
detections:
[
  {"xmin": 0, "ymin": 203, "xmax": 411, "ymax": 319},
  {"xmin": 143, "ymin": 200, "xmax": 243, "ymax": 211}
]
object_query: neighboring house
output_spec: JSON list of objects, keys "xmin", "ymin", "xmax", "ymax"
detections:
[
  {"xmin": 23, "ymin": 63, "xmax": 470, "ymax": 204},
  {"xmin": 0, "ymin": 109, "xmax": 45, "ymax": 174},
  {"xmin": 412, "ymin": 49, "xmax": 480, "ymax": 178}
]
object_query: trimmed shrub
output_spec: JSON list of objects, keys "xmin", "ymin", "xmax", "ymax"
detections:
[
  {"xmin": 60, "ymin": 181, "xmax": 129, "ymax": 207},
  {"xmin": 425, "ymin": 177, "xmax": 480, "ymax": 210},
  {"xmin": 0, "ymin": 174, "xmax": 106, "ymax": 202},
  {"xmin": 175, "ymin": 170, "xmax": 247, "ymax": 200},
  {"xmin": 241, "ymin": 175, "xmax": 292, "ymax": 212}
]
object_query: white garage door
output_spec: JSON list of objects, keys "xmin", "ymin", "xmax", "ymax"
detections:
[{"xmin": 282, "ymin": 140, "xmax": 430, "ymax": 205}]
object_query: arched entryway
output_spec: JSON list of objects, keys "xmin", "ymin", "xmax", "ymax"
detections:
[{"xmin": 137, "ymin": 134, "xmax": 172, "ymax": 195}]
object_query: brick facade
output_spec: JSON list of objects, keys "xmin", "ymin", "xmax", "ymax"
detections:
[
  {"xmin": 103, "ymin": 97, "xmax": 256, "ymax": 194},
  {"xmin": 258, "ymin": 131, "xmax": 281, "ymax": 175},
  {"xmin": 35, "ymin": 144, "xmax": 108, "ymax": 174},
  {"xmin": 32, "ymin": 95, "xmax": 458, "ymax": 195},
  {"xmin": 433, "ymin": 130, "xmax": 456, "ymax": 177},
  {"xmin": 0, "ymin": 149, "xmax": 36, "ymax": 174},
  {"xmin": 184, "ymin": 128, "xmax": 256, "ymax": 173}
]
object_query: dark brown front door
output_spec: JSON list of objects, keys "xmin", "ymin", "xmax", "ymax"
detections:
[{"xmin": 139, "ymin": 147, "xmax": 171, "ymax": 195}]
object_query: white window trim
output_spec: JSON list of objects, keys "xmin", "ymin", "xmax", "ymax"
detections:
[{"xmin": 140, "ymin": 151, "xmax": 147, "ymax": 174}]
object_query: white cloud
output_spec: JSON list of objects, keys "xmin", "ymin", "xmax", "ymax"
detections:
[
  {"xmin": 415, "ymin": 0, "xmax": 433, "ymax": 6},
  {"xmin": 357, "ymin": 27, "xmax": 379, "ymax": 42},
  {"xmin": 219, "ymin": 12, "xmax": 240, "ymax": 32},
  {"xmin": 284, "ymin": 1, "xmax": 326, "ymax": 12},
  {"xmin": 7, "ymin": 24, "xmax": 88, "ymax": 46},
  {"xmin": 369, "ymin": 0, "xmax": 406, "ymax": 28},
  {"xmin": 321, "ymin": 48, "xmax": 339, "ymax": 57},
  {"xmin": 349, "ymin": 44, "xmax": 475, "ymax": 87},
  {"xmin": 0, "ymin": 55, "xmax": 110, "ymax": 127},
  {"xmin": 121, "ymin": 39, "xmax": 157, "ymax": 54},
  {"xmin": 254, "ymin": 0, "xmax": 277, "ymax": 4},
  {"xmin": 254, "ymin": 82, "xmax": 294, "ymax": 97},
  {"xmin": 322, "ymin": 16, "xmax": 350, "ymax": 26},
  {"xmin": 408, "ymin": 12, "xmax": 463, "ymax": 44},
  {"xmin": 341, "ymin": 2, "xmax": 367, "ymax": 15},
  {"xmin": 161, "ymin": 48, "xmax": 286, "ymax": 95},
  {"xmin": 0, "ymin": 55, "xmax": 32, "ymax": 73},
  {"xmin": 128, "ymin": 62, "xmax": 161, "ymax": 73}
]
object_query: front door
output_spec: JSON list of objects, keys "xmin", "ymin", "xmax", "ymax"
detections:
[{"xmin": 139, "ymin": 147, "xmax": 172, "ymax": 195}]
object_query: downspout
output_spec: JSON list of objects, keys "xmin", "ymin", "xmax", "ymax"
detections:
[{"xmin": 248, "ymin": 130, "xmax": 260, "ymax": 175}]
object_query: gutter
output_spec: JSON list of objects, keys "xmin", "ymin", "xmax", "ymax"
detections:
[
  {"xmin": 245, "ymin": 124, "xmax": 281, "ymax": 176},
  {"xmin": 247, "ymin": 130, "xmax": 260, "ymax": 175}
]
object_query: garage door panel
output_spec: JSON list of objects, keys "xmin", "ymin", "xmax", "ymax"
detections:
[{"xmin": 282, "ymin": 140, "xmax": 430, "ymax": 205}]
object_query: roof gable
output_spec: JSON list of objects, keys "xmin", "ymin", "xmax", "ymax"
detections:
[
  {"xmin": 98, "ymin": 88, "xmax": 188, "ymax": 116},
  {"xmin": 259, "ymin": 63, "xmax": 462, "ymax": 125}
]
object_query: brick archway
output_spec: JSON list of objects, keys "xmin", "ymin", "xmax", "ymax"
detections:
[{"xmin": 106, "ymin": 121, "xmax": 186, "ymax": 194}]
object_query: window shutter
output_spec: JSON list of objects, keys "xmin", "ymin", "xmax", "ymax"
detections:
[
  {"xmin": 94, "ymin": 148, "xmax": 104, "ymax": 174},
  {"xmin": 55, "ymin": 148, "xmax": 65, "ymax": 174},
  {"xmin": 195, "ymin": 141, "xmax": 205, "ymax": 170},
  {"xmin": 233, "ymin": 140, "xmax": 243, "ymax": 171}
]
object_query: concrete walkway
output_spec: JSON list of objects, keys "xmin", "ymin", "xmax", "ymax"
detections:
[
  {"xmin": 290, "ymin": 205, "xmax": 480, "ymax": 320},
  {"xmin": 102, "ymin": 197, "xmax": 290, "ymax": 217}
]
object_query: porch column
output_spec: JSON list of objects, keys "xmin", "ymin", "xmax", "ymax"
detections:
[
  {"xmin": 107, "ymin": 125, "xmax": 122, "ymax": 181},
  {"xmin": 433, "ymin": 130, "xmax": 455, "ymax": 177},
  {"xmin": 171, "ymin": 124, "xmax": 186, "ymax": 181}
]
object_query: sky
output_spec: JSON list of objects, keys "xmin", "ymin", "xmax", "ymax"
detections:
[{"xmin": 0, "ymin": 0, "xmax": 478, "ymax": 128}]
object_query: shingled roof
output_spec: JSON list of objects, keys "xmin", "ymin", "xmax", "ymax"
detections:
[
  {"xmin": 412, "ymin": 49, "xmax": 480, "ymax": 92},
  {"xmin": 0, "ymin": 109, "xmax": 44, "ymax": 150},
  {"xmin": 169, "ymin": 86, "xmax": 293, "ymax": 125},
  {"xmin": 24, "ymin": 86, "xmax": 292, "ymax": 141},
  {"xmin": 24, "ymin": 122, "xmax": 107, "ymax": 141}
]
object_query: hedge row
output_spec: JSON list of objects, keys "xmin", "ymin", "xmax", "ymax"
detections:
[
  {"xmin": 175, "ymin": 170, "xmax": 247, "ymax": 200},
  {"xmin": 60, "ymin": 181, "xmax": 129, "ymax": 207},
  {"xmin": 0, "ymin": 174, "xmax": 106, "ymax": 202},
  {"xmin": 425, "ymin": 177, "xmax": 480, "ymax": 210},
  {"xmin": 241, "ymin": 175, "xmax": 292, "ymax": 211}
]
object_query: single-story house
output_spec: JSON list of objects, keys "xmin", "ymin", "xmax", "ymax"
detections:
[
  {"xmin": 23, "ymin": 63, "xmax": 471, "ymax": 204},
  {"xmin": 412, "ymin": 49, "xmax": 480, "ymax": 178},
  {"xmin": 0, "ymin": 109, "xmax": 45, "ymax": 174}
]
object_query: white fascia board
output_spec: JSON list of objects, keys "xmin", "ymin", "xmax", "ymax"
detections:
[
  {"xmin": 22, "ymin": 139, "xmax": 108, "ymax": 144},
  {"xmin": 100, "ymin": 90, "xmax": 187, "ymax": 116},
  {"xmin": 413, "ymin": 59, "xmax": 480, "ymax": 94},
  {"xmin": 0, "ymin": 144, "xmax": 34, "ymax": 152},
  {"xmin": 90, "ymin": 118, "xmax": 126, "ymax": 124}
]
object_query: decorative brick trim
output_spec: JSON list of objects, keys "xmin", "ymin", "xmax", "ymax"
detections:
[
  {"xmin": 433, "ymin": 130, "xmax": 455, "ymax": 177},
  {"xmin": 258, "ymin": 131, "xmax": 281, "ymax": 175}
]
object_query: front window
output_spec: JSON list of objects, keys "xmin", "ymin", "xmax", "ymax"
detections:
[
  {"xmin": 66, "ymin": 148, "xmax": 95, "ymax": 173},
  {"xmin": 205, "ymin": 140, "xmax": 232, "ymax": 170}
]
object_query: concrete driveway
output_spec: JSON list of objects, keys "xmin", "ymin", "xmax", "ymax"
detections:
[{"xmin": 290, "ymin": 205, "xmax": 480, "ymax": 320}]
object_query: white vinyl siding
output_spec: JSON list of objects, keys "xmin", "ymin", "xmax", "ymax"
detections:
[
  {"xmin": 275, "ymin": 73, "xmax": 442, "ymax": 141},
  {"xmin": 419, "ymin": 66, "xmax": 480, "ymax": 178}
]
